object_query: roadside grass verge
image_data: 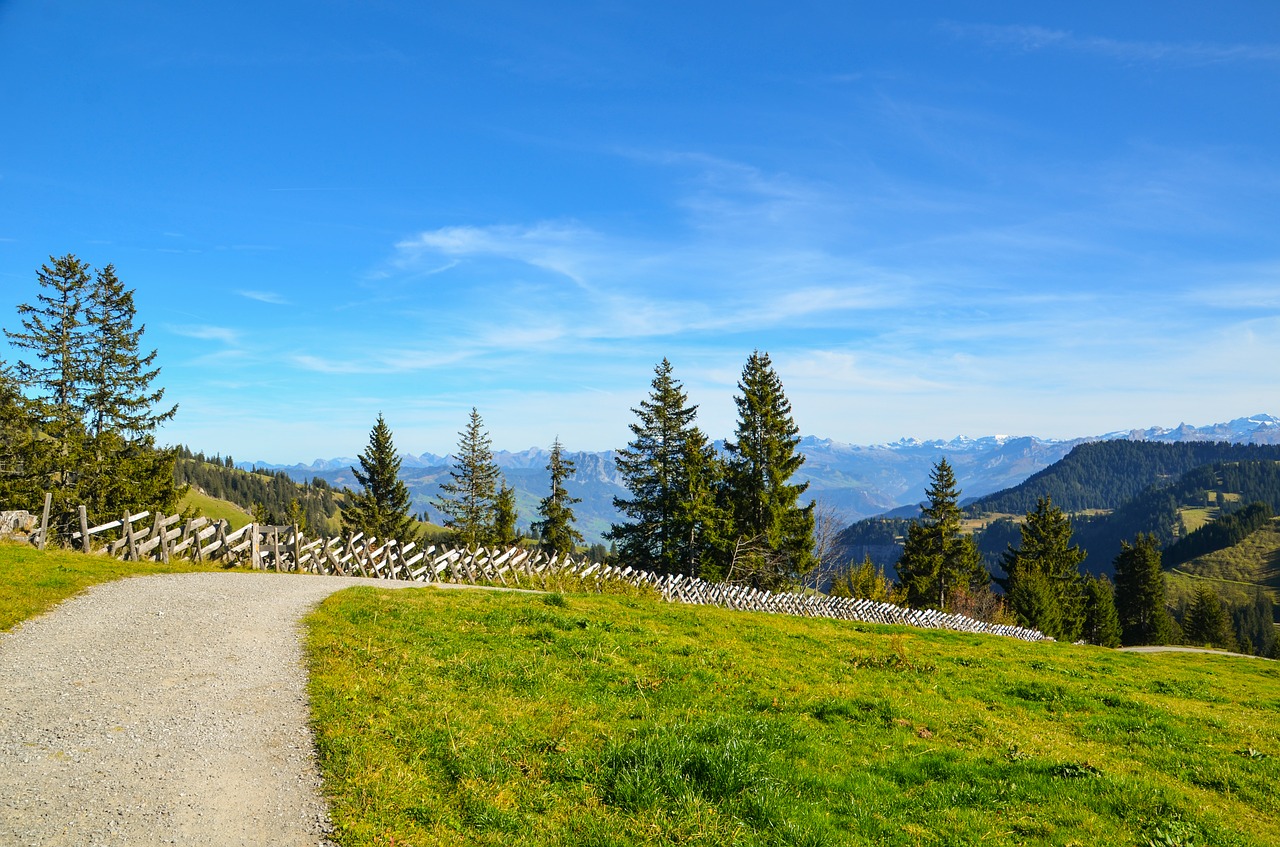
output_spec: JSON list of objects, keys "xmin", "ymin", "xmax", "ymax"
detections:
[
  {"xmin": 306, "ymin": 588, "xmax": 1280, "ymax": 846},
  {"xmin": 0, "ymin": 542, "xmax": 210, "ymax": 631}
]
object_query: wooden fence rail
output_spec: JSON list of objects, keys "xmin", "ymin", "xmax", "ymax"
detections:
[{"xmin": 52, "ymin": 505, "xmax": 1045, "ymax": 642}]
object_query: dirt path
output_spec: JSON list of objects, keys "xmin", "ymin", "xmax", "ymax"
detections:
[{"xmin": 0, "ymin": 571, "xmax": 437, "ymax": 846}]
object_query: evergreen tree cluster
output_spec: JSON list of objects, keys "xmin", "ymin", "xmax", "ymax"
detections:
[
  {"xmin": 1167, "ymin": 584, "xmax": 1277, "ymax": 657},
  {"xmin": 0, "ymin": 255, "xmax": 180, "ymax": 533},
  {"xmin": 1229, "ymin": 591, "xmax": 1279, "ymax": 658},
  {"xmin": 174, "ymin": 447, "xmax": 340, "ymax": 530},
  {"xmin": 607, "ymin": 353, "xmax": 815, "ymax": 590}
]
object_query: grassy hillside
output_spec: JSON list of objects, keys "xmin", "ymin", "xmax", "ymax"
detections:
[
  {"xmin": 178, "ymin": 488, "xmax": 252, "ymax": 529},
  {"xmin": 306, "ymin": 587, "xmax": 1280, "ymax": 847},
  {"xmin": 1167, "ymin": 518, "xmax": 1280, "ymax": 610}
]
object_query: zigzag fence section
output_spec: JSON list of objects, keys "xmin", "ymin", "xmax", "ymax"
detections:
[{"xmin": 20, "ymin": 504, "xmax": 1045, "ymax": 642}]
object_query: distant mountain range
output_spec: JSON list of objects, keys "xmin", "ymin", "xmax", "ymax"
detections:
[{"xmin": 245, "ymin": 414, "xmax": 1280, "ymax": 545}]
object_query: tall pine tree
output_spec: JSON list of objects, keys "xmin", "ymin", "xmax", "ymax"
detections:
[
  {"xmin": 1001, "ymin": 496, "xmax": 1087, "ymax": 641},
  {"xmin": 83, "ymin": 264, "xmax": 176, "ymax": 439},
  {"xmin": 81, "ymin": 265, "xmax": 181, "ymax": 520},
  {"xmin": 5, "ymin": 255, "xmax": 91, "ymax": 413},
  {"xmin": 722, "ymin": 350, "xmax": 814, "ymax": 590},
  {"xmin": 1113, "ymin": 534, "xmax": 1175, "ymax": 646},
  {"xmin": 492, "ymin": 483, "xmax": 519, "ymax": 547},
  {"xmin": 1081, "ymin": 575, "xmax": 1122, "ymax": 648},
  {"xmin": 341, "ymin": 414, "xmax": 417, "ymax": 542},
  {"xmin": 436, "ymin": 407, "xmax": 503, "ymax": 547},
  {"xmin": 4, "ymin": 255, "xmax": 92, "ymax": 516},
  {"xmin": 1183, "ymin": 586, "xmax": 1233, "ymax": 650},
  {"xmin": 896, "ymin": 458, "xmax": 989, "ymax": 610},
  {"xmin": 0, "ymin": 360, "xmax": 42, "ymax": 508},
  {"xmin": 673, "ymin": 425, "xmax": 730, "ymax": 581},
  {"xmin": 534, "ymin": 437, "xmax": 584, "ymax": 557},
  {"xmin": 608, "ymin": 359, "xmax": 721, "ymax": 576}
]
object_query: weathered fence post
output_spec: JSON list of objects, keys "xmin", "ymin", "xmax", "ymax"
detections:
[
  {"xmin": 37, "ymin": 492, "xmax": 52, "ymax": 550},
  {"xmin": 78, "ymin": 505, "xmax": 90, "ymax": 554},
  {"xmin": 121, "ymin": 512, "xmax": 133, "ymax": 560}
]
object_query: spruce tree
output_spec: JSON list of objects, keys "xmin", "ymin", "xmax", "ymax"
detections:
[
  {"xmin": 1233, "ymin": 590, "xmax": 1277, "ymax": 656},
  {"xmin": 80, "ymin": 265, "xmax": 181, "ymax": 521},
  {"xmin": 534, "ymin": 437, "xmax": 584, "ymax": 557},
  {"xmin": 896, "ymin": 458, "xmax": 989, "ymax": 610},
  {"xmin": 1081, "ymin": 575, "xmax": 1122, "ymax": 647},
  {"xmin": 83, "ymin": 264, "xmax": 176, "ymax": 439},
  {"xmin": 492, "ymin": 483, "xmax": 519, "ymax": 547},
  {"xmin": 608, "ymin": 359, "xmax": 720, "ymax": 575},
  {"xmin": 341, "ymin": 414, "xmax": 417, "ymax": 542},
  {"xmin": 5, "ymin": 255, "xmax": 92, "ymax": 516},
  {"xmin": 1113, "ymin": 534, "xmax": 1174, "ymax": 646},
  {"xmin": 5, "ymin": 254, "xmax": 91, "ymax": 413},
  {"xmin": 1184, "ymin": 586, "xmax": 1232, "ymax": 649},
  {"xmin": 1001, "ymin": 496, "xmax": 1087, "ymax": 641},
  {"xmin": 722, "ymin": 350, "xmax": 814, "ymax": 590},
  {"xmin": 436, "ymin": 407, "xmax": 502, "ymax": 547},
  {"xmin": 673, "ymin": 426, "xmax": 730, "ymax": 580}
]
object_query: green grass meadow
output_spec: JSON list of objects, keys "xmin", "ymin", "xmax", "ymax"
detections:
[
  {"xmin": 3, "ymin": 544, "xmax": 1277, "ymax": 846},
  {"xmin": 179, "ymin": 488, "xmax": 253, "ymax": 529},
  {"xmin": 306, "ymin": 587, "xmax": 1280, "ymax": 847},
  {"xmin": 1167, "ymin": 520, "xmax": 1280, "ymax": 609}
]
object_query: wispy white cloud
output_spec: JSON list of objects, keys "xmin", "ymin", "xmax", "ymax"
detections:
[
  {"xmin": 946, "ymin": 22, "xmax": 1280, "ymax": 66},
  {"xmin": 1179, "ymin": 263, "xmax": 1280, "ymax": 309},
  {"xmin": 291, "ymin": 347, "xmax": 472, "ymax": 375},
  {"xmin": 395, "ymin": 222, "xmax": 600, "ymax": 288},
  {"xmin": 168, "ymin": 325, "xmax": 240, "ymax": 344},
  {"xmin": 237, "ymin": 289, "xmax": 289, "ymax": 305}
]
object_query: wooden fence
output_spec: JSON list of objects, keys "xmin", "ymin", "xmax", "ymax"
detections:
[{"xmin": 53, "ymin": 506, "xmax": 1045, "ymax": 642}]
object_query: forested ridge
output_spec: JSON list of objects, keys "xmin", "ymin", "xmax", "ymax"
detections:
[
  {"xmin": 174, "ymin": 447, "xmax": 341, "ymax": 532},
  {"xmin": 1073, "ymin": 460, "xmax": 1280, "ymax": 572},
  {"xmin": 967, "ymin": 440, "xmax": 1280, "ymax": 515}
]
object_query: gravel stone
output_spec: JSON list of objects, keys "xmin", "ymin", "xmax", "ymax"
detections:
[{"xmin": 0, "ymin": 571, "xmax": 433, "ymax": 846}]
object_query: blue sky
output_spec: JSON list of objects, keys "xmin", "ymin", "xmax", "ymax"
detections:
[{"xmin": 2, "ymin": 1, "xmax": 1277, "ymax": 462}]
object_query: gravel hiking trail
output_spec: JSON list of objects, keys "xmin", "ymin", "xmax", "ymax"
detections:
[{"xmin": 0, "ymin": 571, "xmax": 437, "ymax": 846}]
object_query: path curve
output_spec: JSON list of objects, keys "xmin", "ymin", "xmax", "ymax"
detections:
[{"xmin": 0, "ymin": 571, "xmax": 442, "ymax": 846}]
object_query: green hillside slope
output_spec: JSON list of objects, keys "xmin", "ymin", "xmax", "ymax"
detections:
[
  {"xmin": 178, "ymin": 488, "xmax": 251, "ymax": 529},
  {"xmin": 1167, "ymin": 519, "xmax": 1280, "ymax": 609},
  {"xmin": 308, "ymin": 587, "xmax": 1280, "ymax": 847}
]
